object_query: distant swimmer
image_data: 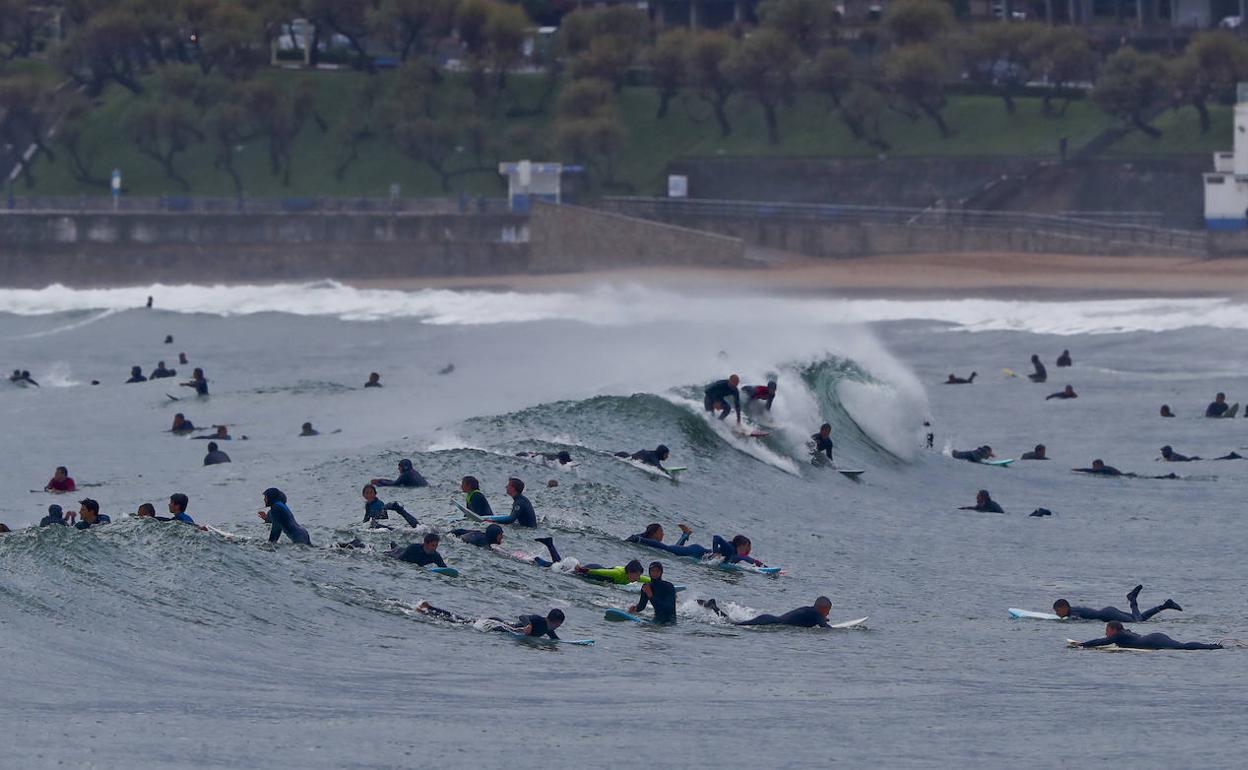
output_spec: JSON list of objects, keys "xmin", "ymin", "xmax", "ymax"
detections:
[
  {"xmin": 1074, "ymin": 621, "xmax": 1220, "ymax": 650},
  {"xmin": 257, "ymin": 487, "xmax": 311, "ymax": 545},
  {"xmin": 699, "ymin": 596, "xmax": 834, "ymax": 628},
  {"xmin": 10, "ymin": 369, "xmax": 38, "ymax": 387},
  {"xmin": 742, "ymin": 380, "xmax": 778, "ymax": 412},
  {"xmin": 1214, "ymin": 451, "xmax": 1246, "ymax": 460},
  {"xmin": 1020, "ymin": 444, "xmax": 1048, "ymax": 460},
  {"xmin": 178, "ymin": 352, "xmax": 188, "ymax": 365},
  {"xmin": 365, "ymin": 372, "xmax": 383, "ymax": 388},
  {"xmin": 495, "ymin": 477, "xmax": 537, "ymax": 527},
  {"xmin": 388, "ymin": 532, "xmax": 448, "ymax": 567},
  {"xmin": 924, "ymin": 421, "xmax": 934, "ymax": 449},
  {"xmin": 371, "ymin": 459, "xmax": 428, "ymax": 488},
  {"xmin": 203, "ymin": 441, "xmax": 231, "ymax": 466},
  {"xmin": 1160, "ymin": 405, "xmax": 1175, "ymax": 418},
  {"xmin": 164, "ymin": 334, "xmax": 173, "ymax": 344},
  {"xmin": 300, "ymin": 422, "xmax": 319, "ymax": 436},
  {"xmin": 704, "ymin": 374, "xmax": 742, "ymax": 423},
  {"xmin": 951, "ymin": 445, "xmax": 993, "ymax": 463},
  {"xmin": 181, "ymin": 368, "xmax": 209, "ymax": 397},
  {"xmin": 44, "ymin": 466, "xmax": 76, "ymax": 493},
  {"xmin": 193, "ymin": 425, "xmax": 231, "ymax": 440},
  {"xmin": 70, "ymin": 498, "xmax": 110, "ymax": 530},
  {"xmin": 630, "ymin": 561, "xmax": 678, "ymax": 624},
  {"xmin": 616, "ymin": 445, "xmax": 670, "ymax": 472},
  {"xmin": 0, "ymin": 524, "xmax": 8, "ymax": 533},
  {"xmin": 1028, "ymin": 355, "xmax": 1047, "ymax": 383},
  {"xmin": 945, "ymin": 372, "xmax": 976, "ymax": 384},
  {"xmin": 171, "ymin": 413, "xmax": 195, "ymax": 434},
  {"xmin": 126, "ymin": 365, "xmax": 148, "ymax": 384},
  {"xmin": 810, "ymin": 423, "xmax": 834, "ymax": 463},
  {"xmin": 1206, "ymin": 392, "xmax": 1230, "ymax": 418},
  {"xmin": 630, "ymin": 525, "xmax": 767, "ymax": 567},
  {"xmin": 1046, "ymin": 385, "xmax": 1077, "ymax": 400},
  {"xmin": 150, "ymin": 361, "xmax": 176, "ymax": 379},
  {"xmin": 460, "ymin": 476, "xmax": 493, "ymax": 517},
  {"xmin": 959, "ymin": 489, "xmax": 1004, "ymax": 513},
  {"xmin": 438, "ymin": 363, "xmax": 455, "ymax": 375},
  {"xmin": 1056, "ymin": 349, "xmax": 1072, "ymax": 367},
  {"xmin": 361, "ymin": 484, "xmax": 419, "ymax": 528},
  {"xmin": 1160, "ymin": 445, "xmax": 1200, "ymax": 462},
  {"xmin": 40, "ymin": 504, "xmax": 67, "ymax": 527},
  {"xmin": 416, "ymin": 602, "xmax": 565, "ymax": 640},
  {"xmin": 1054, "ymin": 585, "xmax": 1182, "ymax": 623},
  {"xmin": 1072, "ymin": 459, "xmax": 1121, "ymax": 476},
  {"xmin": 146, "ymin": 296, "xmax": 153, "ymax": 308},
  {"xmin": 451, "ymin": 523, "xmax": 505, "ymax": 548},
  {"xmin": 516, "ymin": 450, "xmax": 574, "ymax": 465}
]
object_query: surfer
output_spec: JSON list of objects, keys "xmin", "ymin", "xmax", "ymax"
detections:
[
  {"xmin": 415, "ymin": 602, "xmax": 565, "ymax": 640},
  {"xmin": 126, "ymin": 365, "xmax": 147, "ymax": 384},
  {"xmin": 257, "ymin": 487, "xmax": 311, "ymax": 545},
  {"xmin": 631, "ymin": 525, "xmax": 766, "ymax": 567},
  {"xmin": 150, "ymin": 361, "xmax": 176, "ymax": 379},
  {"xmin": 959, "ymin": 489, "xmax": 1004, "ymax": 513},
  {"xmin": 178, "ymin": 352, "xmax": 188, "ymax": 365},
  {"xmin": 10, "ymin": 369, "xmax": 38, "ymax": 387},
  {"xmin": 300, "ymin": 422, "xmax": 319, "ymax": 436},
  {"xmin": 1046, "ymin": 385, "xmax": 1077, "ymax": 400},
  {"xmin": 532, "ymin": 537, "xmax": 646, "ymax": 582},
  {"xmin": 1074, "ymin": 621, "xmax": 1220, "ymax": 650},
  {"xmin": 1206, "ymin": 393, "xmax": 1230, "ymax": 418},
  {"xmin": 181, "ymin": 368, "xmax": 209, "ymax": 397},
  {"xmin": 365, "ymin": 372, "xmax": 383, "ymax": 388},
  {"xmin": 1160, "ymin": 405, "xmax": 1175, "ymax": 418},
  {"xmin": 1072, "ymin": 459, "xmax": 1122, "ymax": 476},
  {"xmin": 811, "ymin": 423, "xmax": 834, "ymax": 463},
  {"xmin": 1214, "ymin": 450, "xmax": 1246, "ymax": 460},
  {"xmin": 389, "ymin": 533, "xmax": 448, "ymax": 568},
  {"xmin": 1028, "ymin": 355, "xmax": 1047, "ymax": 383},
  {"xmin": 460, "ymin": 476, "xmax": 493, "ymax": 517},
  {"xmin": 361, "ymin": 484, "xmax": 420, "ymax": 528},
  {"xmin": 700, "ymin": 596, "xmax": 834, "ymax": 628},
  {"xmin": 166, "ymin": 493, "xmax": 196, "ymax": 524},
  {"xmin": 171, "ymin": 413, "xmax": 195, "ymax": 434},
  {"xmin": 40, "ymin": 504, "xmax": 67, "ymax": 527},
  {"xmin": 616, "ymin": 445, "xmax": 670, "ymax": 472},
  {"xmin": 70, "ymin": 499, "xmax": 110, "ymax": 530},
  {"xmin": 164, "ymin": 334, "xmax": 173, "ymax": 344},
  {"xmin": 630, "ymin": 562, "xmax": 677, "ymax": 624},
  {"xmin": 944, "ymin": 372, "xmax": 976, "ymax": 384},
  {"xmin": 1053, "ymin": 585, "xmax": 1181, "ymax": 622},
  {"xmin": 742, "ymin": 380, "xmax": 777, "ymax": 411},
  {"xmin": 1056, "ymin": 350, "xmax": 1072, "ymax": 367},
  {"xmin": 44, "ymin": 466, "xmax": 76, "ymax": 493},
  {"xmin": 517, "ymin": 450, "xmax": 574, "ymax": 465},
  {"xmin": 1020, "ymin": 444, "xmax": 1048, "ymax": 460},
  {"xmin": 494, "ymin": 478, "xmax": 536, "ymax": 527},
  {"xmin": 371, "ymin": 459, "xmax": 428, "ymax": 488},
  {"xmin": 704, "ymin": 375, "xmax": 741, "ymax": 423},
  {"xmin": 951, "ymin": 446, "xmax": 993, "ymax": 463},
  {"xmin": 203, "ymin": 442, "xmax": 231, "ymax": 466},
  {"xmin": 193, "ymin": 425, "xmax": 231, "ymax": 440},
  {"xmin": 451, "ymin": 523, "xmax": 504, "ymax": 548},
  {"xmin": 627, "ymin": 523, "xmax": 681, "ymax": 547},
  {"xmin": 1160, "ymin": 445, "xmax": 1200, "ymax": 462}
]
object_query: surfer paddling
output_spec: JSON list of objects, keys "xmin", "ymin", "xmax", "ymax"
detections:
[
  {"xmin": 699, "ymin": 596, "xmax": 834, "ymax": 628},
  {"xmin": 1074, "ymin": 621, "xmax": 1221, "ymax": 650},
  {"xmin": 1053, "ymin": 585, "xmax": 1182, "ymax": 622}
]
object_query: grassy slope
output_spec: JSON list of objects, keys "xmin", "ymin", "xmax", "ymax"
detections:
[
  {"xmin": 1107, "ymin": 104, "xmax": 1231, "ymax": 156},
  {"xmin": 18, "ymin": 68, "xmax": 1199, "ymax": 198}
]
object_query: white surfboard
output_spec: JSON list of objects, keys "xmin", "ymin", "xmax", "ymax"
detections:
[
  {"xmin": 829, "ymin": 616, "xmax": 869, "ymax": 629},
  {"xmin": 1009, "ymin": 608, "xmax": 1063, "ymax": 620}
]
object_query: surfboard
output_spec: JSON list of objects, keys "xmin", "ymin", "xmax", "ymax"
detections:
[
  {"xmin": 511, "ymin": 633, "xmax": 594, "ymax": 646},
  {"xmin": 984, "ymin": 459, "xmax": 1014, "ymax": 467},
  {"xmin": 615, "ymin": 456, "xmax": 682, "ymax": 480},
  {"xmin": 1065, "ymin": 639, "xmax": 1206, "ymax": 652},
  {"xmin": 1009, "ymin": 608, "xmax": 1063, "ymax": 620},
  {"xmin": 1002, "ymin": 368, "xmax": 1018, "ymax": 378},
  {"xmin": 829, "ymin": 616, "xmax": 869, "ymax": 629},
  {"xmin": 604, "ymin": 608, "xmax": 651, "ymax": 624},
  {"xmin": 734, "ymin": 429, "xmax": 771, "ymax": 438},
  {"xmin": 428, "ymin": 566, "xmax": 459, "ymax": 577},
  {"xmin": 453, "ymin": 500, "xmax": 500, "ymax": 521},
  {"xmin": 718, "ymin": 562, "xmax": 782, "ymax": 575},
  {"xmin": 834, "ymin": 468, "xmax": 866, "ymax": 478},
  {"xmin": 1228, "ymin": 403, "xmax": 1241, "ymax": 418}
]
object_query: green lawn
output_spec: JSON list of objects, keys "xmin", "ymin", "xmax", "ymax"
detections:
[
  {"xmin": 1105, "ymin": 104, "xmax": 1231, "ymax": 156},
  {"xmin": 14, "ymin": 68, "xmax": 1195, "ymax": 199}
]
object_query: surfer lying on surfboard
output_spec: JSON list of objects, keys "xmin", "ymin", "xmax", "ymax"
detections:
[
  {"xmin": 1054, "ymin": 585, "xmax": 1183, "ymax": 622},
  {"xmin": 627, "ymin": 525, "xmax": 769, "ymax": 568},
  {"xmin": 1073, "ymin": 621, "xmax": 1222, "ymax": 650},
  {"xmin": 615, "ymin": 445, "xmax": 670, "ymax": 473},
  {"xmin": 952, "ymin": 445, "xmax": 994, "ymax": 463},
  {"xmin": 416, "ymin": 601, "xmax": 565, "ymax": 640},
  {"xmin": 698, "ymin": 596, "xmax": 834, "ymax": 628}
]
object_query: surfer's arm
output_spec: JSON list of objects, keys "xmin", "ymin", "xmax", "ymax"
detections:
[
  {"xmin": 1079, "ymin": 636, "xmax": 1113, "ymax": 648},
  {"xmin": 633, "ymin": 584, "xmax": 653, "ymax": 614}
]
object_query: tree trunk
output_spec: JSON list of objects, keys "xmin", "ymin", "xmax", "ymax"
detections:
[
  {"xmin": 1001, "ymin": 90, "xmax": 1016, "ymax": 114},
  {"xmin": 1131, "ymin": 112, "xmax": 1162, "ymax": 137},
  {"xmin": 656, "ymin": 91, "xmax": 672, "ymax": 119},
  {"xmin": 1194, "ymin": 98, "xmax": 1211, "ymax": 133},
  {"xmin": 712, "ymin": 96, "xmax": 731, "ymax": 136},
  {"xmin": 921, "ymin": 103, "xmax": 952, "ymax": 137},
  {"xmin": 763, "ymin": 102, "xmax": 780, "ymax": 144}
]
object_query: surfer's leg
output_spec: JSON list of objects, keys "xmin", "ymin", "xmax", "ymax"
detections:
[
  {"xmin": 1139, "ymin": 599, "xmax": 1182, "ymax": 621},
  {"xmin": 1127, "ymin": 584, "xmax": 1144, "ymax": 621},
  {"xmin": 664, "ymin": 544, "xmax": 711, "ymax": 558},
  {"xmin": 532, "ymin": 536, "xmax": 561, "ymax": 567},
  {"xmin": 736, "ymin": 614, "xmax": 783, "ymax": 626},
  {"xmin": 419, "ymin": 602, "xmax": 472, "ymax": 624},
  {"xmin": 696, "ymin": 598, "xmax": 730, "ymax": 619},
  {"xmin": 390, "ymin": 504, "xmax": 420, "ymax": 528},
  {"xmin": 1094, "ymin": 607, "xmax": 1136, "ymax": 623}
]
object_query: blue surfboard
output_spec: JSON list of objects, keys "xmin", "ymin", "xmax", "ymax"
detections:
[
  {"xmin": 428, "ymin": 566, "xmax": 459, "ymax": 577},
  {"xmin": 604, "ymin": 608, "xmax": 651, "ymax": 624}
]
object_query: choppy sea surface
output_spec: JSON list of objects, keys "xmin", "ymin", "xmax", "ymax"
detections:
[{"xmin": 3, "ymin": 282, "xmax": 1248, "ymax": 768}]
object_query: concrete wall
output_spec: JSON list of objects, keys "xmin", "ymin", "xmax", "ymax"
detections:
[
  {"xmin": 526, "ymin": 200, "xmax": 748, "ymax": 272},
  {"xmin": 0, "ymin": 211, "xmax": 530, "ymax": 287}
]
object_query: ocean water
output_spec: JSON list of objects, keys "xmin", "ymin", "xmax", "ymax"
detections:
[{"xmin": 3, "ymin": 282, "xmax": 1248, "ymax": 768}]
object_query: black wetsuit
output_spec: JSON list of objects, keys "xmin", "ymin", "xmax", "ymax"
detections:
[
  {"xmin": 204, "ymin": 450, "xmax": 231, "ymax": 465},
  {"xmin": 704, "ymin": 379, "xmax": 740, "ymax": 420},
  {"xmin": 635, "ymin": 578, "xmax": 678, "ymax": 624},
  {"xmin": 186, "ymin": 377, "xmax": 209, "ymax": 396},
  {"xmin": 74, "ymin": 514, "xmax": 111, "ymax": 530},
  {"xmin": 952, "ymin": 449, "xmax": 988, "ymax": 463},
  {"xmin": 1020, "ymin": 451, "xmax": 1047, "ymax": 460},
  {"xmin": 150, "ymin": 366, "xmax": 176, "ymax": 379},
  {"xmin": 509, "ymin": 614, "xmax": 559, "ymax": 639},
  {"xmin": 1056, "ymin": 353, "xmax": 1072, "ymax": 367},
  {"xmin": 452, "ymin": 524, "xmax": 502, "ymax": 548},
  {"xmin": 626, "ymin": 449, "xmax": 666, "ymax": 471},
  {"xmin": 1046, "ymin": 391, "xmax": 1075, "ymax": 400},
  {"xmin": 1215, "ymin": 452, "xmax": 1245, "ymax": 460},
  {"xmin": 363, "ymin": 498, "xmax": 419, "ymax": 527},
  {"xmin": 1029, "ymin": 361, "xmax": 1047, "ymax": 383},
  {"xmin": 961, "ymin": 500, "xmax": 1004, "ymax": 513},
  {"xmin": 1162, "ymin": 450, "xmax": 1199, "ymax": 462},
  {"xmin": 375, "ymin": 468, "xmax": 428, "ymax": 487},
  {"xmin": 1206, "ymin": 401, "xmax": 1229, "ymax": 418},
  {"xmin": 392, "ymin": 544, "xmax": 448, "ymax": 568},
  {"xmin": 1081, "ymin": 630, "xmax": 1220, "ymax": 650},
  {"xmin": 193, "ymin": 433, "xmax": 231, "ymax": 440},
  {"xmin": 464, "ymin": 490, "xmax": 493, "ymax": 518},
  {"xmin": 266, "ymin": 502, "xmax": 311, "ymax": 545},
  {"xmin": 811, "ymin": 434, "xmax": 834, "ymax": 461},
  {"xmin": 737, "ymin": 606, "xmax": 829, "ymax": 628},
  {"xmin": 40, "ymin": 512, "xmax": 67, "ymax": 527},
  {"xmin": 496, "ymin": 494, "xmax": 537, "ymax": 527},
  {"xmin": 1066, "ymin": 594, "xmax": 1178, "ymax": 623},
  {"xmin": 1074, "ymin": 465, "xmax": 1122, "ymax": 476}
]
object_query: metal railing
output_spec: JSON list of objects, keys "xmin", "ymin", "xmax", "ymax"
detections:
[
  {"xmin": 1, "ymin": 194, "xmax": 512, "ymax": 215},
  {"xmin": 598, "ymin": 197, "xmax": 1208, "ymax": 253}
]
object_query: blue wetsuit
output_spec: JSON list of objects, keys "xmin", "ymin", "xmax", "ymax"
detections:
[
  {"xmin": 1081, "ymin": 630, "xmax": 1221, "ymax": 650},
  {"xmin": 629, "ymin": 533, "xmax": 760, "ymax": 565},
  {"xmin": 635, "ymin": 578, "xmax": 678, "ymax": 624},
  {"xmin": 266, "ymin": 502, "xmax": 311, "ymax": 545},
  {"xmin": 363, "ymin": 498, "xmax": 419, "ymax": 527},
  {"xmin": 74, "ymin": 514, "xmax": 111, "ymax": 530},
  {"xmin": 811, "ymin": 434, "xmax": 834, "ymax": 461},
  {"xmin": 495, "ymin": 494, "xmax": 536, "ymax": 527},
  {"xmin": 171, "ymin": 512, "xmax": 195, "ymax": 524},
  {"xmin": 738, "ymin": 606, "xmax": 829, "ymax": 628},
  {"xmin": 704, "ymin": 379, "xmax": 740, "ymax": 420}
]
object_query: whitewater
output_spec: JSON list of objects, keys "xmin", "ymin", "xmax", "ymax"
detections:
[{"xmin": 3, "ymin": 282, "xmax": 1248, "ymax": 768}]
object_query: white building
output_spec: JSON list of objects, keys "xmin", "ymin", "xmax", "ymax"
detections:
[{"xmin": 1203, "ymin": 83, "xmax": 1248, "ymax": 230}]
